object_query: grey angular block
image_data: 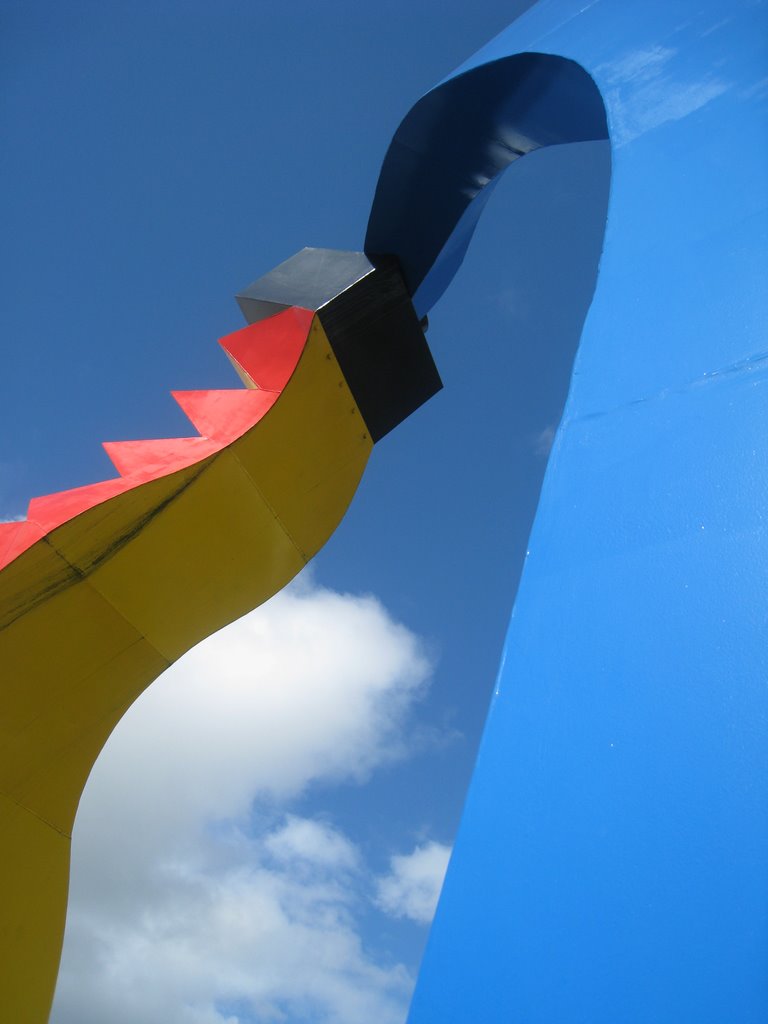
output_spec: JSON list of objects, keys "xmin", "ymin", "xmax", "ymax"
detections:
[{"xmin": 236, "ymin": 248, "xmax": 442, "ymax": 442}]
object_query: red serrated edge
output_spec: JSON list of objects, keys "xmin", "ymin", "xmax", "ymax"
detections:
[{"xmin": 1, "ymin": 306, "xmax": 314, "ymax": 572}]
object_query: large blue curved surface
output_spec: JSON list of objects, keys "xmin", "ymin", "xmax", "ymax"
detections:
[{"xmin": 369, "ymin": 1, "xmax": 768, "ymax": 1020}]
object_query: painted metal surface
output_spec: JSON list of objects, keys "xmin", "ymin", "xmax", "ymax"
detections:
[
  {"xmin": 1, "ymin": 235, "xmax": 443, "ymax": 1017},
  {"xmin": 392, "ymin": 0, "xmax": 768, "ymax": 1020},
  {"xmin": 0, "ymin": 307, "xmax": 374, "ymax": 1021},
  {"xmin": 237, "ymin": 248, "xmax": 442, "ymax": 440},
  {"xmin": 365, "ymin": 53, "xmax": 607, "ymax": 315},
  {"xmin": 2, "ymin": 1, "xmax": 765, "ymax": 1019}
]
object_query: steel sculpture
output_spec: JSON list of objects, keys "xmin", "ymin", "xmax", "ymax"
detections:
[
  {"xmin": 2, "ymin": 0, "xmax": 766, "ymax": 1020},
  {"xmin": 0, "ymin": 251, "xmax": 439, "ymax": 1020},
  {"xmin": 389, "ymin": 2, "xmax": 768, "ymax": 1022}
]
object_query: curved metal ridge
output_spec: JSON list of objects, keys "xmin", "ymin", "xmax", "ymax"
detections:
[
  {"xmin": 365, "ymin": 52, "xmax": 607, "ymax": 315},
  {"xmin": 0, "ymin": 302, "xmax": 375, "ymax": 1021}
]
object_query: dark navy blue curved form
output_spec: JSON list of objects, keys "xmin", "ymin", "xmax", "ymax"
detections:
[
  {"xmin": 378, "ymin": 1, "xmax": 768, "ymax": 1022},
  {"xmin": 365, "ymin": 53, "xmax": 607, "ymax": 316}
]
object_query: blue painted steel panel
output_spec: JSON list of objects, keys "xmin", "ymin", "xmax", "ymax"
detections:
[
  {"xmin": 365, "ymin": 53, "xmax": 607, "ymax": 314},
  {"xmin": 380, "ymin": 1, "xmax": 768, "ymax": 1020}
]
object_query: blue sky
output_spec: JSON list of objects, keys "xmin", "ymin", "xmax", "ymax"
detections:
[{"xmin": 2, "ymin": 2, "xmax": 609, "ymax": 1021}]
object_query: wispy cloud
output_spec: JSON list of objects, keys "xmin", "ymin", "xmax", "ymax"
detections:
[
  {"xmin": 374, "ymin": 842, "xmax": 452, "ymax": 925},
  {"xmin": 50, "ymin": 580, "xmax": 444, "ymax": 1024}
]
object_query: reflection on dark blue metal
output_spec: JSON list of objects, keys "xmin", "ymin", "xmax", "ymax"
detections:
[
  {"xmin": 365, "ymin": 54, "xmax": 607, "ymax": 316},
  {"xmin": 379, "ymin": 1, "xmax": 768, "ymax": 1022}
]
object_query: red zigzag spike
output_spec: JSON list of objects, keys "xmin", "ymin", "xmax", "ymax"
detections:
[
  {"xmin": 1, "ymin": 306, "xmax": 314, "ymax": 572},
  {"xmin": 219, "ymin": 306, "xmax": 313, "ymax": 388},
  {"xmin": 103, "ymin": 437, "xmax": 221, "ymax": 479},
  {"xmin": 171, "ymin": 389, "xmax": 280, "ymax": 444}
]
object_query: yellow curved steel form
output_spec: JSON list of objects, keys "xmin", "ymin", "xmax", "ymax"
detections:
[{"xmin": 0, "ymin": 310, "xmax": 372, "ymax": 1022}]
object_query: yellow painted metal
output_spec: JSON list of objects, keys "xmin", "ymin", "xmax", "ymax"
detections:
[{"xmin": 0, "ymin": 316, "xmax": 373, "ymax": 1021}]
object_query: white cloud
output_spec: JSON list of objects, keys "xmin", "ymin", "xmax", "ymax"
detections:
[
  {"xmin": 374, "ymin": 841, "xmax": 452, "ymax": 926},
  {"xmin": 53, "ymin": 818, "xmax": 414, "ymax": 1024},
  {"xmin": 50, "ymin": 578, "xmax": 440, "ymax": 1024},
  {"xmin": 264, "ymin": 815, "xmax": 360, "ymax": 871}
]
